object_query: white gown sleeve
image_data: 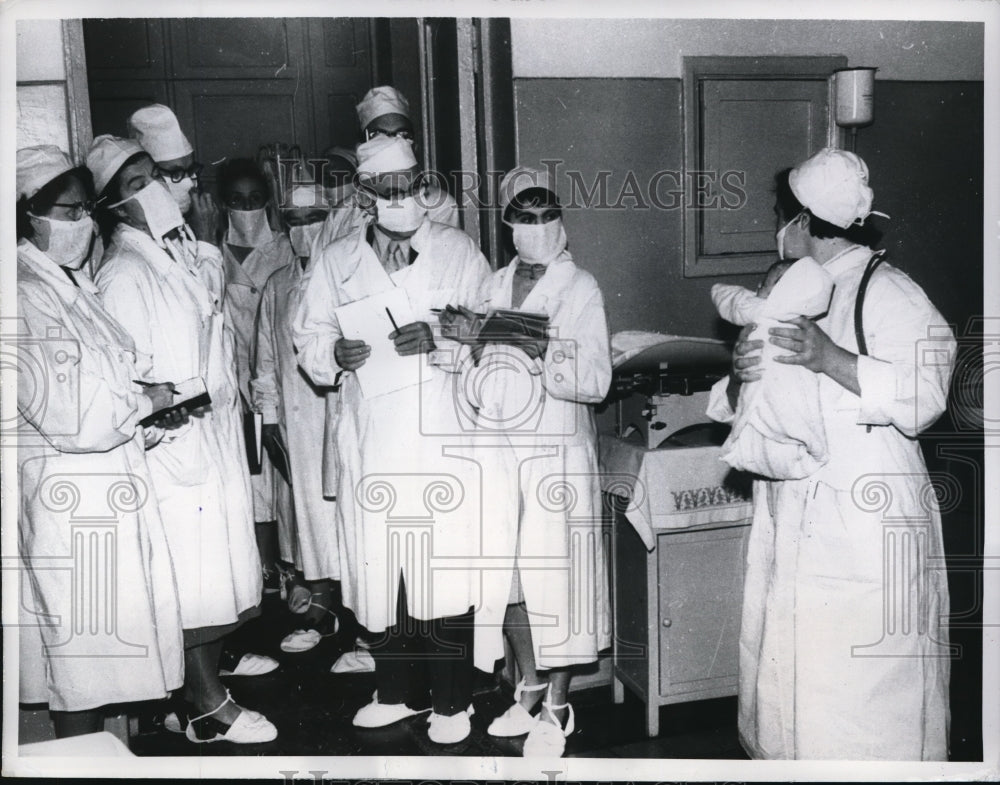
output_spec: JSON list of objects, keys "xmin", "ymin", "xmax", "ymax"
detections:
[
  {"xmin": 711, "ymin": 283, "xmax": 763, "ymax": 327},
  {"xmin": 853, "ymin": 270, "xmax": 956, "ymax": 437},
  {"xmin": 292, "ymin": 245, "xmax": 345, "ymax": 386},
  {"xmin": 17, "ymin": 289, "xmax": 149, "ymax": 453},
  {"xmin": 543, "ymin": 280, "xmax": 612, "ymax": 404}
]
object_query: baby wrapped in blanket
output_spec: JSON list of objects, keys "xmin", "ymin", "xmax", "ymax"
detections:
[{"xmin": 711, "ymin": 257, "xmax": 834, "ymax": 479}]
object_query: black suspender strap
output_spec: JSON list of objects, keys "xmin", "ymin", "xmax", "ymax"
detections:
[
  {"xmin": 854, "ymin": 250, "xmax": 886, "ymax": 357},
  {"xmin": 853, "ymin": 249, "xmax": 886, "ymax": 433}
]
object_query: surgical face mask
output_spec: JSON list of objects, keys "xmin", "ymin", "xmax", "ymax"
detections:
[
  {"xmin": 775, "ymin": 212, "xmax": 802, "ymax": 261},
  {"xmin": 29, "ymin": 213, "xmax": 96, "ymax": 270},
  {"xmin": 288, "ymin": 221, "xmax": 323, "ymax": 258},
  {"xmin": 324, "ymin": 182, "xmax": 355, "ymax": 207},
  {"xmin": 375, "ymin": 194, "xmax": 426, "ymax": 234},
  {"xmin": 165, "ymin": 177, "xmax": 194, "ymax": 214},
  {"xmin": 111, "ymin": 180, "xmax": 185, "ymax": 241},
  {"xmin": 511, "ymin": 218, "xmax": 567, "ymax": 265},
  {"xmin": 226, "ymin": 207, "xmax": 272, "ymax": 248}
]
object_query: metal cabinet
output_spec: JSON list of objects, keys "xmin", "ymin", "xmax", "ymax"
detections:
[{"xmin": 612, "ymin": 507, "xmax": 750, "ymax": 737}]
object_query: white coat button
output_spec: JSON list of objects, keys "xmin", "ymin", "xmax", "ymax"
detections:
[{"xmin": 662, "ymin": 618, "xmax": 672, "ymax": 628}]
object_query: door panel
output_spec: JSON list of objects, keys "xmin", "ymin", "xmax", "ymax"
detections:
[
  {"xmin": 305, "ymin": 18, "xmax": 371, "ymax": 151},
  {"xmin": 88, "ymin": 80, "xmax": 171, "ymax": 138},
  {"xmin": 701, "ymin": 79, "xmax": 829, "ymax": 256},
  {"xmin": 84, "ymin": 17, "xmax": 375, "ymax": 175},
  {"xmin": 167, "ymin": 18, "xmax": 306, "ymax": 80},
  {"xmin": 656, "ymin": 525, "xmax": 748, "ymax": 693},
  {"xmin": 83, "ymin": 19, "xmax": 167, "ymax": 80},
  {"xmin": 171, "ymin": 80, "xmax": 313, "ymax": 188}
]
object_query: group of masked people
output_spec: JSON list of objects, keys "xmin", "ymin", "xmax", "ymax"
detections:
[
  {"xmin": 16, "ymin": 81, "xmax": 955, "ymax": 760},
  {"xmin": 16, "ymin": 85, "xmax": 609, "ymax": 755}
]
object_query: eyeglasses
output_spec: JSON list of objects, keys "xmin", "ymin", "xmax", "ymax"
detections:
[
  {"xmin": 155, "ymin": 163, "xmax": 204, "ymax": 183},
  {"xmin": 49, "ymin": 199, "xmax": 97, "ymax": 218},
  {"xmin": 366, "ymin": 128, "xmax": 415, "ymax": 142}
]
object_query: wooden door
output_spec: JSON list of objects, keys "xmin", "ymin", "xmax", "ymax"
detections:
[{"xmin": 83, "ymin": 18, "xmax": 374, "ymax": 192}]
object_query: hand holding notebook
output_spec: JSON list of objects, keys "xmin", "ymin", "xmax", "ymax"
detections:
[{"xmin": 138, "ymin": 376, "xmax": 212, "ymax": 428}]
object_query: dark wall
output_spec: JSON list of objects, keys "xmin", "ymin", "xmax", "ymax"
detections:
[
  {"xmin": 515, "ymin": 77, "xmax": 984, "ymax": 339},
  {"xmin": 857, "ymin": 81, "xmax": 984, "ymax": 333}
]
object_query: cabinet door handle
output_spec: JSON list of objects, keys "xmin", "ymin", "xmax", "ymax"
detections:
[{"xmin": 662, "ymin": 618, "xmax": 672, "ymax": 628}]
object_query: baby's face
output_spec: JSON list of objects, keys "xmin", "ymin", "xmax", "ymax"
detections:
[{"xmin": 757, "ymin": 263, "xmax": 791, "ymax": 298}]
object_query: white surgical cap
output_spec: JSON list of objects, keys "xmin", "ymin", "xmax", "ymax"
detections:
[
  {"xmin": 127, "ymin": 104, "xmax": 193, "ymax": 163},
  {"xmin": 789, "ymin": 147, "xmax": 876, "ymax": 229},
  {"xmin": 356, "ymin": 86, "xmax": 411, "ymax": 129},
  {"xmin": 86, "ymin": 135, "xmax": 146, "ymax": 195},
  {"xmin": 499, "ymin": 166, "xmax": 555, "ymax": 213},
  {"xmin": 283, "ymin": 183, "xmax": 330, "ymax": 210},
  {"xmin": 17, "ymin": 145, "xmax": 75, "ymax": 201},
  {"xmin": 356, "ymin": 136, "xmax": 418, "ymax": 180}
]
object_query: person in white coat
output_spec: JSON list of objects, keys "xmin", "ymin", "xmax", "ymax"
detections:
[
  {"xmin": 441, "ymin": 167, "xmax": 612, "ymax": 757},
  {"xmin": 252, "ymin": 181, "xmax": 351, "ymax": 655},
  {"xmin": 125, "ymin": 103, "xmax": 217, "ymax": 266},
  {"xmin": 709, "ymin": 148, "xmax": 955, "ymax": 760},
  {"xmin": 219, "ymin": 158, "xmax": 296, "ymax": 593},
  {"xmin": 293, "ymin": 136, "xmax": 491, "ymax": 745},
  {"xmin": 15, "ymin": 145, "xmax": 185, "ymax": 739},
  {"xmin": 311, "ymin": 85, "xmax": 461, "ymax": 255},
  {"xmin": 88, "ymin": 136, "xmax": 277, "ymax": 744}
]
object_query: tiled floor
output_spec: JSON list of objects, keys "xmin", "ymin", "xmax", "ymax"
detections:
[{"xmin": 126, "ymin": 593, "xmax": 747, "ymax": 759}]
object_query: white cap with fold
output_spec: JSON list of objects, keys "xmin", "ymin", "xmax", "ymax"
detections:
[
  {"xmin": 499, "ymin": 166, "xmax": 555, "ymax": 213},
  {"xmin": 284, "ymin": 183, "xmax": 330, "ymax": 209},
  {"xmin": 356, "ymin": 86, "xmax": 411, "ymax": 130},
  {"xmin": 16, "ymin": 145, "xmax": 76, "ymax": 201},
  {"xmin": 789, "ymin": 147, "xmax": 887, "ymax": 229},
  {"xmin": 355, "ymin": 135, "xmax": 418, "ymax": 180},
  {"xmin": 127, "ymin": 104, "xmax": 193, "ymax": 163},
  {"xmin": 86, "ymin": 135, "xmax": 146, "ymax": 195}
]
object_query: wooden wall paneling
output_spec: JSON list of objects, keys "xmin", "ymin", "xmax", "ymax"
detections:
[
  {"xmin": 88, "ymin": 80, "xmax": 171, "ymax": 138},
  {"xmin": 305, "ymin": 18, "xmax": 372, "ymax": 155},
  {"xmin": 166, "ymin": 18, "xmax": 305, "ymax": 81},
  {"xmin": 82, "ymin": 19, "xmax": 167, "ymax": 81}
]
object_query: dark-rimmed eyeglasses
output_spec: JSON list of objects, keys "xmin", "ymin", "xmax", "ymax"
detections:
[
  {"xmin": 49, "ymin": 199, "xmax": 98, "ymax": 218},
  {"xmin": 155, "ymin": 163, "xmax": 204, "ymax": 183},
  {"xmin": 365, "ymin": 128, "xmax": 415, "ymax": 142}
]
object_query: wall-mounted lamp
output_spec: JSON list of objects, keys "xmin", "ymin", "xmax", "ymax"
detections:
[{"xmin": 833, "ymin": 67, "xmax": 877, "ymax": 151}]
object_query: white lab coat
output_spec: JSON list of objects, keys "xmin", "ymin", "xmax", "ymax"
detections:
[
  {"xmin": 708, "ymin": 245, "xmax": 955, "ymax": 760},
  {"xmin": 16, "ymin": 239, "xmax": 183, "ymax": 711},
  {"xmin": 311, "ymin": 183, "xmax": 461, "ymax": 259},
  {"xmin": 293, "ymin": 218, "xmax": 490, "ymax": 632},
  {"xmin": 253, "ymin": 256, "xmax": 339, "ymax": 579},
  {"xmin": 96, "ymin": 225, "xmax": 262, "ymax": 630},
  {"xmin": 711, "ymin": 258, "xmax": 834, "ymax": 479},
  {"xmin": 466, "ymin": 253, "xmax": 613, "ymax": 671},
  {"xmin": 223, "ymin": 233, "xmax": 293, "ymax": 533}
]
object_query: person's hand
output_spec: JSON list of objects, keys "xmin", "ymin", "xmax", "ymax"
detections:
[
  {"xmin": 335, "ymin": 338, "xmax": 371, "ymax": 370},
  {"xmin": 732, "ymin": 323, "xmax": 764, "ymax": 383},
  {"xmin": 140, "ymin": 382, "xmax": 176, "ymax": 412},
  {"xmin": 154, "ymin": 406, "xmax": 190, "ymax": 430},
  {"xmin": 438, "ymin": 305, "xmax": 481, "ymax": 344},
  {"xmin": 390, "ymin": 321, "xmax": 436, "ymax": 356},
  {"xmin": 187, "ymin": 191, "xmax": 220, "ymax": 243},
  {"xmin": 770, "ymin": 316, "xmax": 838, "ymax": 374}
]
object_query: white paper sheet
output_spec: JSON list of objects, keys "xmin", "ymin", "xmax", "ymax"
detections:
[{"xmin": 334, "ymin": 288, "xmax": 422, "ymax": 398}]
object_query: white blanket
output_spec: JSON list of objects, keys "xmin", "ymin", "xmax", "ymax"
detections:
[{"xmin": 711, "ymin": 257, "xmax": 834, "ymax": 479}]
